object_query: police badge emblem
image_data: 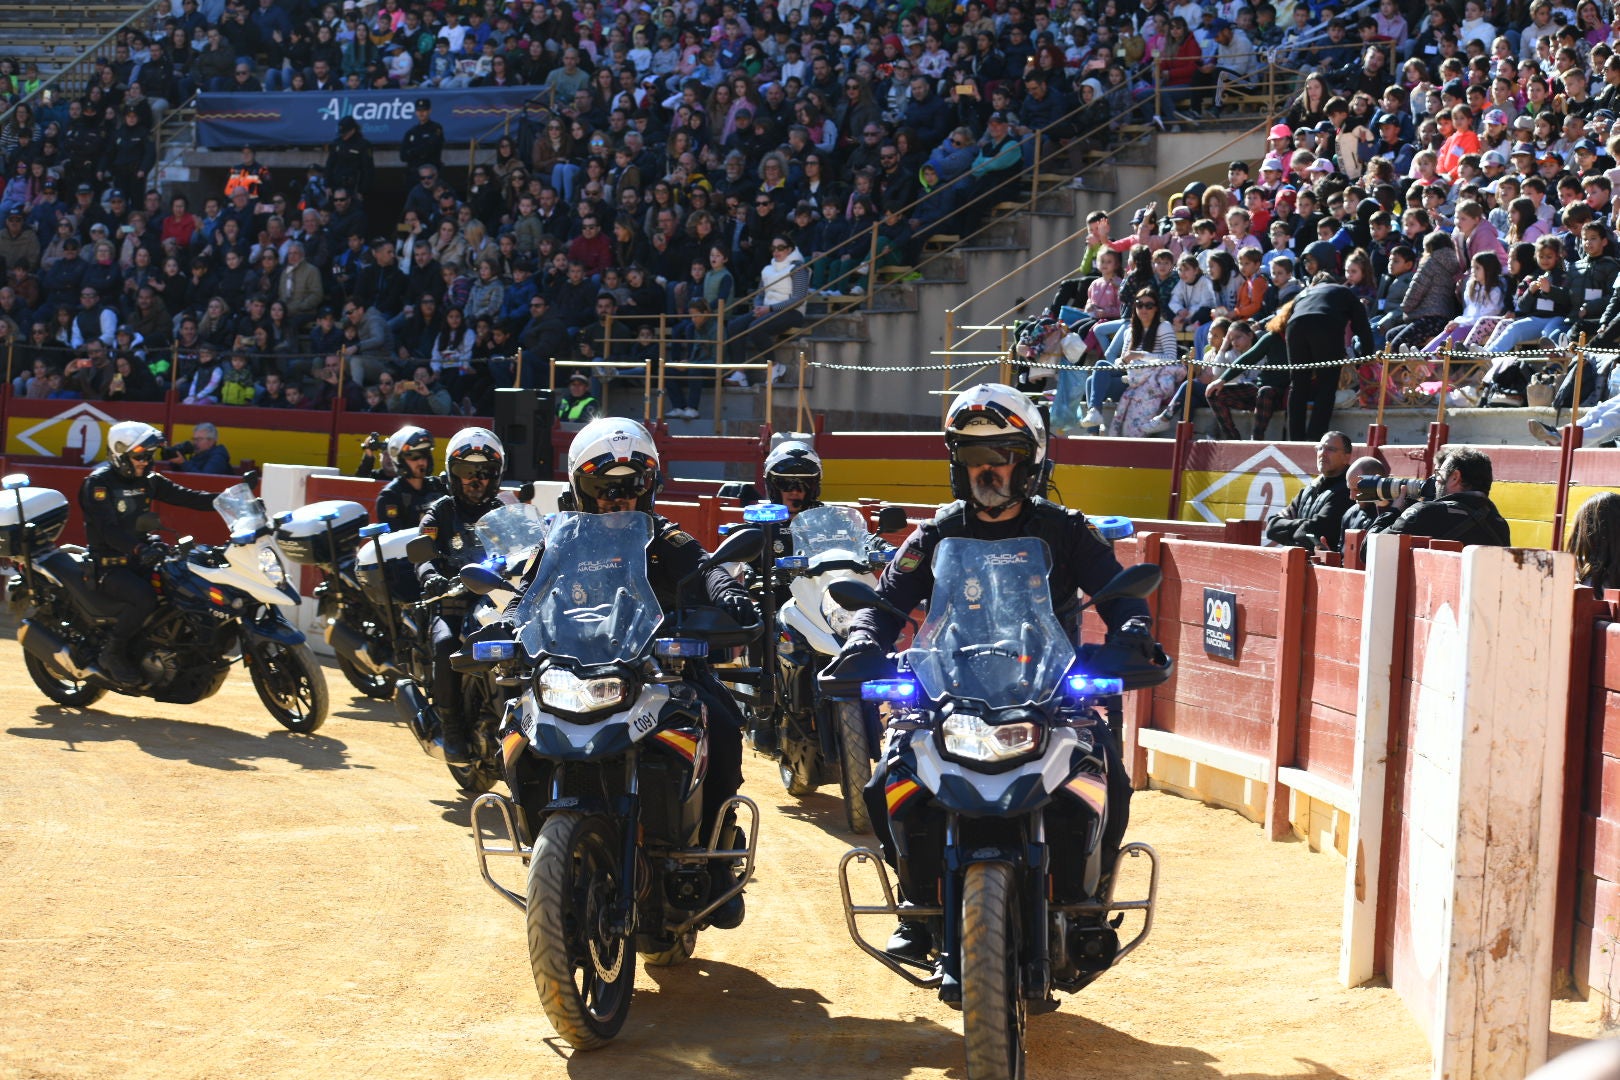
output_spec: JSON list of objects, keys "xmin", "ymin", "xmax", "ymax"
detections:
[{"xmin": 572, "ymin": 581, "xmax": 588, "ymax": 605}]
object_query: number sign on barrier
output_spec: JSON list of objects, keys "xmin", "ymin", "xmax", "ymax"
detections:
[{"xmin": 1203, "ymin": 587, "xmax": 1237, "ymax": 659}]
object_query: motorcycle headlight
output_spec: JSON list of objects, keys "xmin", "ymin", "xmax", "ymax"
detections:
[
  {"xmin": 538, "ymin": 667, "xmax": 628, "ymax": 713},
  {"xmin": 257, "ymin": 546, "xmax": 286, "ymax": 586},
  {"xmin": 940, "ymin": 714, "xmax": 1042, "ymax": 762},
  {"xmin": 820, "ymin": 589, "xmax": 855, "ymax": 637}
]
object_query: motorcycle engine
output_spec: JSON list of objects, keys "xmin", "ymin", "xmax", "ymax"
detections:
[{"xmin": 140, "ymin": 649, "xmax": 179, "ymax": 687}]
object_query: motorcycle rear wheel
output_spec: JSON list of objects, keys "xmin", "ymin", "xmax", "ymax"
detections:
[
  {"xmin": 23, "ymin": 650, "xmax": 106, "ymax": 708},
  {"xmin": 337, "ymin": 654, "xmax": 395, "ymax": 700},
  {"xmin": 962, "ymin": 861, "xmax": 1026, "ymax": 1080},
  {"xmin": 527, "ymin": 812, "xmax": 636, "ymax": 1049},
  {"xmin": 248, "ymin": 641, "xmax": 330, "ymax": 734},
  {"xmin": 835, "ymin": 701, "xmax": 872, "ymax": 834}
]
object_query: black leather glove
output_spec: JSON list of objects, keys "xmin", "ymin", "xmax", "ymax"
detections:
[
  {"xmin": 421, "ymin": 573, "xmax": 452, "ymax": 599},
  {"xmin": 135, "ymin": 539, "xmax": 168, "ymax": 570},
  {"xmin": 1106, "ymin": 616, "xmax": 1162, "ymax": 661},
  {"xmin": 720, "ymin": 591, "xmax": 757, "ymax": 625}
]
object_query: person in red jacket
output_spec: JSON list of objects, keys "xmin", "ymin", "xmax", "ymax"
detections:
[
  {"xmin": 565, "ymin": 213, "xmax": 613, "ymax": 278},
  {"xmin": 1436, "ymin": 105, "xmax": 1481, "ymax": 179},
  {"xmin": 1156, "ymin": 17, "xmax": 1209, "ymax": 122}
]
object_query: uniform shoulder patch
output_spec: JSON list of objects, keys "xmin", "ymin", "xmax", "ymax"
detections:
[
  {"xmin": 384, "ymin": 504, "xmax": 398, "ymax": 517},
  {"xmin": 420, "ymin": 525, "xmax": 438, "ymax": 540},
  {"xmin": 895, "ymin": 547, "xmax": 923, "ymax": 573},
  {"xmin": 665, "ymin": 529, "xmax": 694, "ymax": 547},
  {"xmin": 91, "ymin": 486, "xmax": 108, "ymax": 501}
]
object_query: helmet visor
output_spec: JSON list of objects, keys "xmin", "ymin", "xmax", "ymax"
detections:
[
  {"xmin": 577, "ymin": 465, "xmax": 655, "ymax": 503},
  {"xmin": 953, "ymin": 441, "xmax": 1031, "ymax": 468},
  {"xmin": 123, "ymin": 433, "xmax": 163, "ymax": 464},
  {"xmin": 449, "ymin": 458, "xmax": 501, "ymax": 482}
]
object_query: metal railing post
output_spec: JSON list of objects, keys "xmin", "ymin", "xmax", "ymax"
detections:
[{"xmin": 714, "ymin": 298, "xmax": 726, "ymax": 436}]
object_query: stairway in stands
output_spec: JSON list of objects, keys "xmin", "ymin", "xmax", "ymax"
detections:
[{"xmin": 0, "ymin": 1, "xmax": 154, "ymax": 96}]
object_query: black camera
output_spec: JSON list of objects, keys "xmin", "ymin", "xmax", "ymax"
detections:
[
  {"xmin": 159, "ymin": 441, "xmax": 195, "ymax": 459},
  {"xmin": 362, "ymin": 432, "xmax": 386, "ymax": 452},
  {"xmin": 1355, "ymin": 475, "xmax": 1431, "ymax": 503}
]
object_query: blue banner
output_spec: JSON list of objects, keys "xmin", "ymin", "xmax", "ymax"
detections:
[{"xmin": 196, "ymin": 87, "xmax": 542, "ymax": 149}]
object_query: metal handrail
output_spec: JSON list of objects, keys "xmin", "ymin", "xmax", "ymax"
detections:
[{"xmin": 0, "ymin": 0, "xmax": 167, "ymax": 132}]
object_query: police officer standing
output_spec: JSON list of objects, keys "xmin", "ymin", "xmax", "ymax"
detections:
[
  {"xmin": 79, "ymin": 421, "xmax": 222, "ymax": 685},
  {"xmin": 324, "ymin": 116, "xmax": 375, "ymax": 199},
  {"xmin": 415, "ymin": 427, "xmax": 506, "ymax": 765},
  {"xmin": 399, "ymin": 98, "xmax": 445, "ymax": 174},
  {"xmin": 834, "ymin": 383, "xmax": 1164, "ymax": 963}
]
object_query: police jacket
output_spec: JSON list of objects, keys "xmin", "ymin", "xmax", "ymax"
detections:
[
  {"xmin": 504, "ymin": 512, "xmax": 749, "ymax": 618},
  {"xmin": 376, "ymin": 474, "xmax": 448, "ymax": 530},
  {"xmin": 416, "ymin": 492, "xmax": 503, "ymax": 619},
  {"xmin": 1381, "ymin": 490, "xmax": 1511, "ymax": 546},
  {"xmin": 399, "ymin": 120, "xmax": 445, "ymax": 171},
  {"xmin": 79, "ymin": 462, "xmax": 218, "ymax": 563},
  {"xmin": 848, "ymin": 497, "xmax": 1150, "ymax": 648},
  {"xmin": 1265, "ymin": 473, "xmax": 1352, "ymax": 550}
]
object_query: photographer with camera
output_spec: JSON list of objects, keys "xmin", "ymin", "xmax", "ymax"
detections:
[
  {"xmin": 163, "ymin": 422, "xmax": 233, "ymax": 475},
  {"xmin": 1264, "ymin": 431, "xmax": 1354, "ymax": 551},
  {"xmin": 1362, "ymin": 447, "xmax": 1512, "ymax": 547}
]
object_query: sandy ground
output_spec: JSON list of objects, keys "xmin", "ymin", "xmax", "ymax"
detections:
[{"xmin": 0, "ymin": 625, "xmax": 1606, "ymax": 1080}]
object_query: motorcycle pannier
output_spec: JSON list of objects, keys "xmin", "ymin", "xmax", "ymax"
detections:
[
  {"xmin": 355, "ymin": 526, "xmax": 421, "ymax": 605},
  {"xmin": 0, "ymin": 487, "xmax": 70, "ymax": 556},
  {"xmin": 274, "ymin": 500, "xmax": 369, "ymax": 565}
]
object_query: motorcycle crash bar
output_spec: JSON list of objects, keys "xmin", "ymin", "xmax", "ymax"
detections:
[
  {"xmin": 470, "ymin": 792, "xmax": 531, "ymax": 911},
  {"xmin": 839, "ymin": 847, "xmax": 945, "ymax": 988}
]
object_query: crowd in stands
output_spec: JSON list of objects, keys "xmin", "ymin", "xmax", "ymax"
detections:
[
  {"xmin": 0, "ymin": 0, "xmax": 1176, "ymax": 422},
  {"xmin": 999, "ymin": 0, "xmax": 1620, "ymax": 445}
]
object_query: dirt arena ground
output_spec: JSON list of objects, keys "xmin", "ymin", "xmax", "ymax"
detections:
[{"xmin": 0, "ymin": 626, "xmax": 1607, "ymax": 1079}]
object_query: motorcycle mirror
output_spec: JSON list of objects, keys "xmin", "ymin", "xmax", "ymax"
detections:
[
  {"xmin": 458, "ymin": 563, "xmax": 505, "ymax": 596},
  {"xmin": 876, "ymin": 505, "xmax": 909, "ymax": 533},
  {"xmin": 1, "ymin": 473, "xmax": 30, "ymax": 491},
  {"xmin": 241, "ymin": 469, "xmax": 262, "ymax": 490},
  {"xmin": 1082, "ymin": 563, "xmax": 1163, "ymax": 610},
  {"xmin": 704, "ymin": 526, "xmax": 764, "ymax": 568},
  {"xmin": 405, "ymin": 534, "xmax": 437, "ymax": 565},
  {"xmin": 828, "ymin": 578, "xmax": 884, "ymax": 613}
]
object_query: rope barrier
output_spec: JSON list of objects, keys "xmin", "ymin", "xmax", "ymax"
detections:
[{"xmin": 805, "ymin": 346, "xmax": 1605, "ymax": 375}]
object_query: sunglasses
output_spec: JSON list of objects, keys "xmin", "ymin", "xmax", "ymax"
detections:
[{"xmin": 126, "ymin": 450, "xmax": 156, "ymax": 463}]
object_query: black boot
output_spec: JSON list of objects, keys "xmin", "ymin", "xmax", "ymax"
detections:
[
  {"xmin": 440, "ymin": 710, "xmax": 472, "ymax": 765},
  {"xmin": 886, "ymin": 919, "xmax": 934, "ymax": 964},
  {"xmin": 98, "ymin": 644, "xmax": 141, "ymax": 686},
  {"xmin": 748, "ymin": 709, "xmax": 779, "ymax": 755}
]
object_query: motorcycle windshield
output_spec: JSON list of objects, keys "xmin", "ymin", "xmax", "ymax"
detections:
[
  {"xmin": 903, "ymin": 537, "xmax": 1075, "ymax": 709},
  {"xmin": 213, "ymin": 483, "xmax": 266, "ymax": 537},
  {"xmin": 472, "ymin": 502, "xmax": 549, "ymax": 569},
  {"xmin": 514, "ymin": 511, "xmax": 661, "ymax": 664},
  {"xmin": 790, "ymin": 504, "xmax": 872, "ymax": 561}
]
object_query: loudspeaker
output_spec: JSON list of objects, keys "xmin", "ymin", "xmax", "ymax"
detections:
[{"xmin": 492, "ymin": 387, "xmax": 556, "ymax": 482}]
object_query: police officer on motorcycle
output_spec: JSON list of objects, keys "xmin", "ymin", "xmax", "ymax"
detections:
[
  {"xmin": 835, "ymin": 383, "xmax": 1164, "ymax": 962},
  {"xmin": 505, "ymin": 417, "xmax": 760, "ymax": 928},
  {"xmin": 375, "ymin": 426, "xmax": 447, "ymax": 530},
  {"xmin": 763, "ymin": 440, "xmax": 823, "ymax": 519},
  {"xmin": 416, "ymin": 427, "xmax": 506, "ymax": 765},
  {"xmin": 78, "ymin": 421, "xmax": 223, "ymax": 685}
]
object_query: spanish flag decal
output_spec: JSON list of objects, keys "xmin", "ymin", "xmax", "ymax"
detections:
[
  {"xmin": 885, "ymin": 778, "xmax": 921, "ymax": 814},
  {"xmin": 1064, "ymin": 773, "xmax": 1107, "ymax": 817},
  {"xmin": 654, "ymin": 730, "xmax": 698, "ymax": 761}
]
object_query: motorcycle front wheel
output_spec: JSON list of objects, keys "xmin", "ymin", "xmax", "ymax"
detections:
[
  {"xmin": 834, "ymin": 700, "xmax": 872, "ymax": 834},
  {"xmin": 247, "ymin": 640, "xmax": 330, "ymax": 734},
  {"xmin": 337, "ymin": 654, "xmax": 395, "ymax": 700},
  {"xmin": 23, "ymin": 650, "xmax": 107, "ymax": 708},
  {"xmin": 962, "ymin": 861, "xmax": 1027, "ymax": 1080},
  {"xmin": 527, "ymin": 811, "xmax": 636, "ymax": 1049}
]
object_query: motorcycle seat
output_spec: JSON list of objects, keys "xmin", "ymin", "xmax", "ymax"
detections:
[{"xmin": 40, "ymin": 549, "xmax": 123, "ymax": 621}]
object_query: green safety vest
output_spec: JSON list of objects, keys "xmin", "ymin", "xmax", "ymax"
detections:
[{"xmin": 558, "ymin": 394, "xmax": 598, "ymax": 421}]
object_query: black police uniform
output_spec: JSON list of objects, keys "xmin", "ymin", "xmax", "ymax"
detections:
[
  {"xmin": 78, "ymin": 461, "xmax": 218, "ymax": 649},
  {"xmin": 507, "ymin": 512, "xmax": 755, "ymax": 834},
  {"xmin": 377, "ymin": 474, "xmax": 448, "ymax": 600},
  {"xmin": 845, "ymin": 496, "xmax": 1153, "ymax": 901},
  {"xmin": 1379, "ymin": 490, "xmax": 1512, "ymax": 546},
  {"xmin": 399, "ymin": 118, "xmax": 445, "ymax": 172},
  {"xmin": 416, "ymin": 491, "xmax": 502, "ymax": 749}
]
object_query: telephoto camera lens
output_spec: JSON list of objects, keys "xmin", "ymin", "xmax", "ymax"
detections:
[{"xmin": 1355, "ymin": 475, "xmax": 1427, "ymax": 502}]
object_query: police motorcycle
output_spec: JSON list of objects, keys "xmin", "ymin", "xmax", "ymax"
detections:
[
  {"xmin": 827, "ymin": 540, "xmax": 1172, "ymax": 1080},
  {"xmin": 772, "ymin": 502, "xmax": 903, "ymax": 832},
  {"xmin": 441, "ymin": 501, "xmax": 550, "ymax": 794},
  {"xmin": 461, "ymin": 510, "xmax": 765, "ymax": 1050},
  {"xmin": 3, "ymin": 473, "xmax": 329, "ymax": 732}
]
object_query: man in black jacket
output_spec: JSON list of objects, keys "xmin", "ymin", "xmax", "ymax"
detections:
[
  {"xmin": 1285, "ymin": 279, "xmax": 1376, "ymax": 439},
  {"xmin": 398, "ymin": 99, "xmax": 445, "ymax": 173},
  {"xmin": 1265, "ymin": 431, "xmax": 1354, "ymax": 550},
  {"xmin": 324, "ymin": 117, "xmax": 375, "ymax": 197},
  {"xmin": 78, "ymin": 421, "xmax": 219, "ymax": 684},
  {"xmin": 1373, "ymin": 447, "xmax": 1512, "ymax": 547},
  {"xmin": 1339, "ymin": 455, "xmax": 1389, "ymax": 543}
]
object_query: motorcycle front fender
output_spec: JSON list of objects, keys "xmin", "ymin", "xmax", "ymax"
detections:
[{"xmin": 242, "ymin": 609, "xmax": 307, "ymax": 648}]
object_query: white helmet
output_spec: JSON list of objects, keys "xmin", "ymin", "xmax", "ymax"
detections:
[
  {"xmin": 386, "ymin": 425, "xmax": 435, "ymax": 471},
  {"xmin": 566, "ymin": 417, "xmax": 662, "ymax": 513},
  {"xmin": 943, "ymin": 383, "xmax": 1048, "ymax": 509},
  {"xmin": 443, "ymin": 426, "xmax": 505, "ymax": 505},
  {"xmin": 107, "ymin": 420, "xmax": 163, "ymax": 477},
  {"xmin": 763, "ymin": 439, "xmax": 822, "ymax": 504}
]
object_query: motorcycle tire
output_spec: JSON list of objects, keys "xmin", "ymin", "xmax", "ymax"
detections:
[
  {"xmin": 778, "ymin": 746, "xmax": 819, "ymax": 797},
  {"xmin": 962, "ymin": 861, "xmax": 1027, "ymax": 1080},
  {"xmin": 23, "ymin": 650, "xmax": 107, "ymax": 708},
  {"xmin": 638, "ymin": 928, "xmax": 697, "ymax": 967},
  {"xmin": 835, "ymin": 700, "xmax": 873, "ymax": 834},
  {"xmin": 337, "ymin": 654, "xmax": 395, "ymax": 701},
  {"xmin": 527, "ymin": 811, "xmax": 636, "ymax": 1050},
  {"xmin": 449, "ymin": 679, "xmax": 505, "ymax": 795},
  {"xmin": 248, "ymin": 640, "xmax": 330, "ymax": 734}
]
